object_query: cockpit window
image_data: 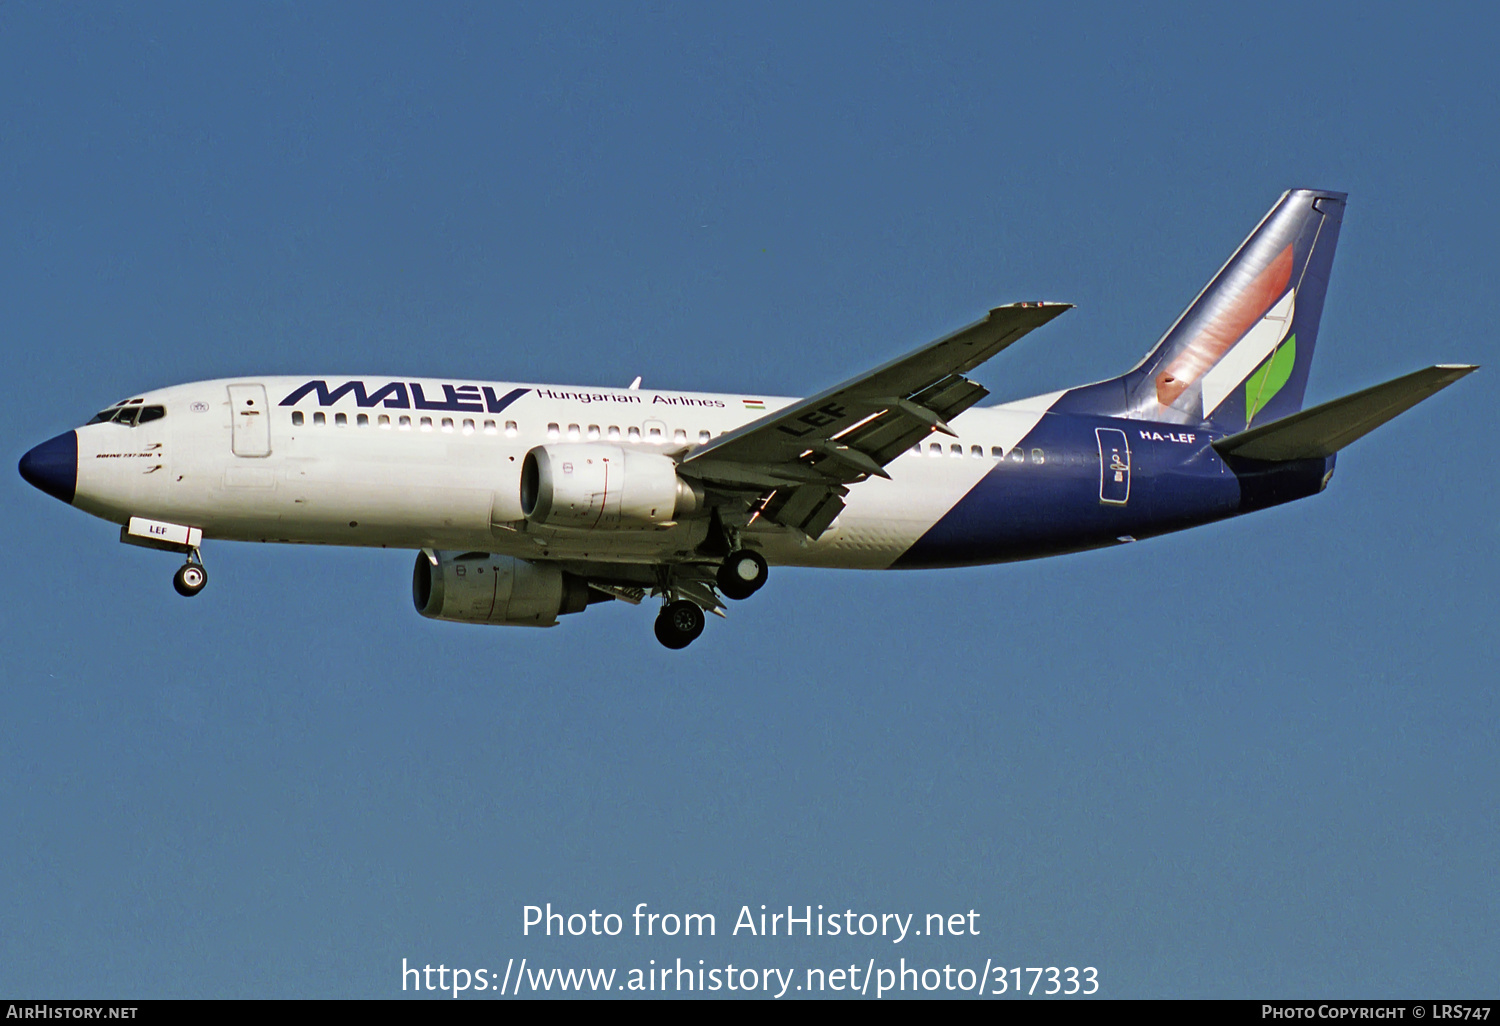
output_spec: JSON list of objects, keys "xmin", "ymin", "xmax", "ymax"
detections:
[{"xmin": 86, "ymin": 404, "xmax": 165, "ymax": 426}]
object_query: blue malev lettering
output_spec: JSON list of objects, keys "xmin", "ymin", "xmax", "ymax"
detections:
[
  {"xmin": 281, "ymin": 381, "xmax": 531, "ymax": 412},
  {"xmin": 280, "ymin": 380, "xmax": 410, "ymax": 408}
]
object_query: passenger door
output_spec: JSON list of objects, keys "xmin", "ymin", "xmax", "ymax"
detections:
[
  {"xmin": 1096, "ymin": 427, "xmax": 1130, "ymax": 505},
  {"xmin": 228, "ymin": 384, "xmax": 272, "ymax": 457}
]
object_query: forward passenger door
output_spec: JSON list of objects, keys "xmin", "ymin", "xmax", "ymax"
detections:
[{"xmin": 228, "ymin": 384, "xmax": 272, "ymax": 457}]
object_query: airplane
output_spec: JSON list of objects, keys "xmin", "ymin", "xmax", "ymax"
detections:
[{"xmin": 17, "ymin": 189, "xmax": 1477, "ymax": 649}]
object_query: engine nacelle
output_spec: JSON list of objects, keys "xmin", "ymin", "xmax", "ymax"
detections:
[
  {"xmin": 519, "ymin": 444, "xmax": 702, "ymax": 529},
  {"xmin": 412, "ymin": 551, "xmax": 601, "ymax": 627}
]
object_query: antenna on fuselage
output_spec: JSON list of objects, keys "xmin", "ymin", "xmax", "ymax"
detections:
[{"xmin": 627, "ymin": 376, "xmax": 642, "ymax": 390}]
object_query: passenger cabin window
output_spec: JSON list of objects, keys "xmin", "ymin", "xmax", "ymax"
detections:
[
  {"xmin": 420, "ymin": 417, "xmax": 433, "ymax": 431},
  {"xmin": 292, "ymin": 411, "xmax": 304, "ymax": 426},
  {"xmin": 950, "ymin": 444, "xmax": 962, "ymax": 457},
  {"xmin": 673, "ymin": 428, "xmax": 687, "ymax": 444},
  {"xmin": 567, "ymin": 424, "xmax": 581, "ymax": 440},
  {"xmin": 929, "ymin": 442, "xmax": 942, "ymax": 455},
  {"xmin": 357, "ymin": 413, "xmax": 369, "ymax": 427},
  {"xmin": 991, "ymin": 446, "xmax": 1003, "ymax": 458},
  {"xmin": 313, "ymin": 412, "xmax": 326, "ymax": 425},
  {"xmin": 647, "ymin": 426, "xmax": 662, "ymax": 443},
  {"xmin": 504, "ymin": 421, "xmax": 518, "ymax": 437},
  {"xmin": 335, "ymin": 412, "xmax": 347, "ymax": 426},
  {"xmin": 1031, "ymin": 448, "xmax": 1045, "ymax": 465},
  {"xmin": 627, "ymin": 427, "xmax": 641, "ymax": 442},
  {"xmin": 971, "ymin": 445, "xmax": 983, "ymax": 458},
  {"xmin": 587, "ymin": 425, "xmax": 600, "ymax": 440},
  {"xmin": 607, "ymin": 426, "xmax": 621, "ymax": 440},
  {"xmin": 399, "ymin": 416, "xmax": 412, "ymax": 430},
  {"xmin": 547, "ymin": 423, "xmax": 560, "ymax": 440},
  {"xmin": 699, "ymin": 430, "xmax": 712, "ymax": 444},
  {"xmin": 462, "ymin": 418, "xmax": 475, "ymax": 435},
  {"xmin": 441, "ymin": 417, "xmax": 454, "ymax": 433},
  {"xmin": 379, "ymin": 414, "xmax": 391, "ymax": 428}
]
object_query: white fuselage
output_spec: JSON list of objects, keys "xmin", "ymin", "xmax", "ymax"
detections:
[{"xmin": 71, "ymin": 376, "xmax": 1064, "ymax": 570}]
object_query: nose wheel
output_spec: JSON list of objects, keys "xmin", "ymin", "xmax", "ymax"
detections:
[
  {"xmin": 654, "ymin": 600, "xmax": 705, "ymax": 649},
  {"xmin": 173, "ymin": 551, "xmax": 208, "ymax": 597},
  {"xmin": 716, "ymin": 549, "xmax": 768, "ymax": 600}
]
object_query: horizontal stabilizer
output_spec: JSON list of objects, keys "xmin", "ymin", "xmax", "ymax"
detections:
[{"xmin": 1212, "ymin": 364, "xmax": 1477, "ymax": 461}]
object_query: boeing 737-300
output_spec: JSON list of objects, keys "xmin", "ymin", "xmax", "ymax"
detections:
[{"xmin": 18, "ymin": 190, "xmax": 1477, "ymax": 648}]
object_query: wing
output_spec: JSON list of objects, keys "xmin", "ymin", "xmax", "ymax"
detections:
[{"xmin": 680, "ymin": 302, "xmax": 1071, "ymax": 536}]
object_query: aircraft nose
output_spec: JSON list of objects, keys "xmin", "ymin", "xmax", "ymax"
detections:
[{"xmin": 18, "ymin": 430, "xmax": 78, "ymax": 505}]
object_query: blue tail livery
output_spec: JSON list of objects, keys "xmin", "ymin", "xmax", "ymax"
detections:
[{"xmin": 1054, "ymin": 188, "xmax": 1344, "ymax": 432}]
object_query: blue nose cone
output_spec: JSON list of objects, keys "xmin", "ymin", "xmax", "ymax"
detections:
[{"xmin": 19, "ymin": 430, "xmax": 78, "ymax": 504}]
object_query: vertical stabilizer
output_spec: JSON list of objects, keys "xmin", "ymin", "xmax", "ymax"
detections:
[{"xmin": 1054, "ymin": 189, "xmax": 1344, "ymax": 432}]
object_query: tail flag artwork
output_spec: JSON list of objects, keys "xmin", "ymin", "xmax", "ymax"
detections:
[
  {"xmin": 1054, "ymin": 189, "xmax": 1345, "ymax": 434},
  {"xmin": 1155, "ymin": 242, "xmax": 1294, "ymax": 408}
]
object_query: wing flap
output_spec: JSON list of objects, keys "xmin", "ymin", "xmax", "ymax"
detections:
[
  {"xmin": 760, "ymin": 484, "xmax": 848, "ymax": 536},
  {"xmin": 1212, "ymin": 364, "xmax": 1477, "ymax": 461}
]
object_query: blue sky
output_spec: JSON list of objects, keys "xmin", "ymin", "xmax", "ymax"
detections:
[{"xmin": 3, "ymin": 2, "xmax": 1496, "ymax": 998}]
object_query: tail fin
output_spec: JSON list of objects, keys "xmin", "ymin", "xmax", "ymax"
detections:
[{"xmin": 1058, "ymin": 188, "xmax": 1345, "ymax": 432}]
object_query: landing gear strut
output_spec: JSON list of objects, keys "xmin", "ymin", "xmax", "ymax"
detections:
[
  {"xmin": 173, "ymin": 549, "xmax": 208, "ymax": 597},
  {"xmin": 716, "ymin": 549, "xmax": 768, "ymax": 601},
  {"xmin": 654, "ymin": 600, "xmax": 705, "ymax": 649}
]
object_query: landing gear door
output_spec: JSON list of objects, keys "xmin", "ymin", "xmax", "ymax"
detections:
[
  {"xmin": 228, "ymin": 384, "xmax": 272, "ymax": 457},
  {"xmin": 1096, "ymin": 427, "xmax": 1130, "ymax": 505}
]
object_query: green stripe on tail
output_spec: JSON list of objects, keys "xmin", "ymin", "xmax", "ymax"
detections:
[{"xmin": 1245, "ymin": 334, "xmax": 1296, "ymax": 424}]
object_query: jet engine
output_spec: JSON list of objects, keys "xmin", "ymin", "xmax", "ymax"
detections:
[
  {"xmin": 412, "ymin": 551, "xmax": 604, "ymax": 627},
  {"xmin": 520, "ymin": 444, "xmax": 702, "ymax": 529}
]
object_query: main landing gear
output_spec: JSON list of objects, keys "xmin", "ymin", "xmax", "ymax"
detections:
[
  {"xmin": 654, "ymin": 600, "xmax": 705, "ymax": 650},
  {"xmin": 716, "ymin": 549, "xmax": 768, "ymax": 601},
  {"xmin": 652, "ymin": 549, "xmax": 768, "ymax": 650},
  {"xmin": 172, "ymin": 549, "xmax": 208, "ymax": 597}
]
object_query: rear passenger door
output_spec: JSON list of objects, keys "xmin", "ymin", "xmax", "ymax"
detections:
[{"xmin": 1095, "ymin": 427, "xmax": 1130, "ymax": 505}]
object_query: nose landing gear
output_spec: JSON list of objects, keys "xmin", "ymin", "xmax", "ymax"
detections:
[{"xmin": 172, "ymin": 550, "xmax": 208, "ymax": 597}]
